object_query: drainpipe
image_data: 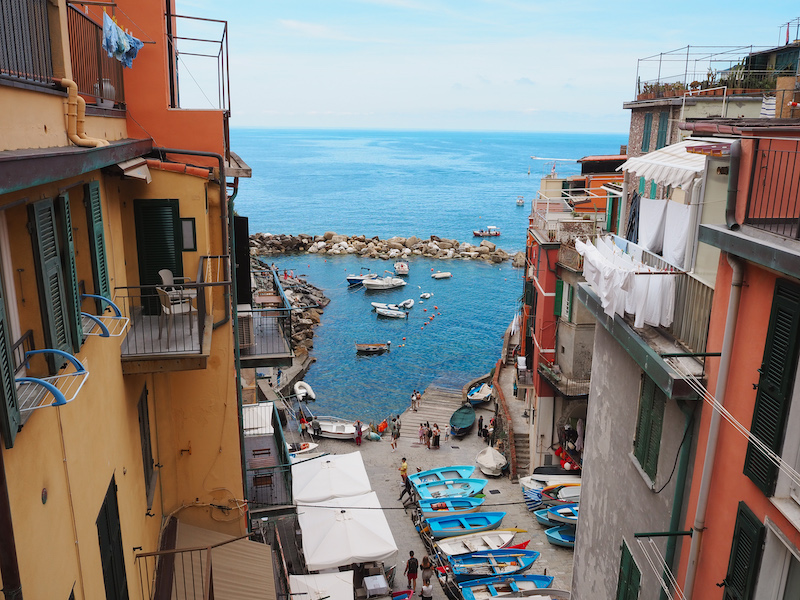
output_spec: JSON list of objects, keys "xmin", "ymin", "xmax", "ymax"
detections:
[
  {"xmin": 683, "ymin": 254, "xmax": 744, "ymax": 599},
  {"xmin": 725, "ymin": 140, "xmax": 741, "ymax": 231},
  {"xmin": 58, "ymin": 78, "xmax": 109, "ymax": 148},
  {"xmin": 0, "ymin": 448, "xmax": 22, "ymax": 599}
]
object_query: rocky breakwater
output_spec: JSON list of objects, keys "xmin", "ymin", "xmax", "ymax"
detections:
[{"xmin": 250, "ymin": 232, "xmax": 526, "ymax": 267}]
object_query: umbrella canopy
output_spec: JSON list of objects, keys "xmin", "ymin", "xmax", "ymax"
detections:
[
  {"xmin": 292, "ymin": 451, "xmax": 371, "ymax": 503},
  {"xmin": 298, "ymin": 492, "xmax": 398, "ymax": 571},
  {"xmin": 290, "ymin": 572, "xmax": 354, "ymax": 600}
]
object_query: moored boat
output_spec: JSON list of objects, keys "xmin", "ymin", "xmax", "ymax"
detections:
[
  {"xmin": 420, "ymin": 292, "xmax": 432, "ymax": 299},
  {"xmin": 313, "ymin": 416, "xmax": 370, "ymax": 440},
  {"xmin": 394, "ymin": 261, "xmax": 409, "ymax": 275},
  {"xmin": 418, "ymin": 497, "xmax": 484, "ymax": 518},
  {"xmin": 449, "ymin": 549, "xmax": 540, "ymax": 582},
  {"xmin": 519, "ymin": 474, "xmax": 582, "ymax": 493},
  {"xmin": 467, "ymin": 382, "xmax": 493, "ymax": 405},
  {"xmin": 371, "ymin": 301, "xmax": 399, "ymax": 310},
  {"xmin": 546, "ymin": 503, "xmax": 578, "ymax": 526},
  {"xmin": 516, "ymin": 196, "xmax": 525, "ymax": 206},
  {"xmin": 534, "ymin": 508, "xmax": 559, "ymax": 528},
  {"xmin": 398, "ymin": 298, "xmax": 414, "ymax": 309},
  {"xmin": 346, "ymin": 268, "xmax": 379, "ymax": 286},
  {"xmin": 376, "ymin": 307, "xmax": 408, "ymax": 319},
  {"xmin": 355, "ymin": 342, "xmax": 390, "ymax": 354},
  {"xmin": 435, "ymin": 529, "xmax": 518, "ymax": 558},
  {"xmin": 458, "ymin": 574, "xmax": 554, "ymax": 600},
  {"xmin": 294, "ymin": 381, "xmax": 316, "ymax": 401},
  {"xmin": 286, "ymin": 441, "xmax": 319, "ymax": 455},
  {"xmin": 476, "ymin": 447, "xmax": 508, "ymax": 477},
  {"xmin": 545, "ymin": 524, "xmax": 575, "ymax": 549},
  {"xmin": 431, "ymin": 271, "xmax": 452, "ymax": 279},
  {"xmin": 473, "ymin": 225, "xmax": 501, "ymax": 237},
  {"xmin": 541, "ymin": 483, "xmax": 581, "ymax": 506},
  {"xmin": 415, "ymin": 478, "xmax": 488, "ymax": 500},
  {"xmin": 363, "ymin": 275, "xmax": 407, "ymax": 290},
  {"xmin": 424, "ymin": 511, "xmax": 505, "ymax": 538},
  {"xmin": 450, "ymin": 404, "xmax": 476, "ymax": 437},
  {"xmin": 409, "ymin": 465, "xmax": 475, "ymax": 486}
]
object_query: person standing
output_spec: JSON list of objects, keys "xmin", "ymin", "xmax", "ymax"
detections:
[
  {"xmin": 418, "ymin": 423, "xmax": 425, "ymax": 444},
  {"xmin": 444, "ymin": 424, "xmax": 450, "ymax": 442},
  {"xmin": 420, "ymin": 556, "xmax": 434, "ymax": 585},
  {"xmin": 300, "ymin": 417, "xmax": 308, "ymax": 439},
  {"xmin": 399, "ymin": 457, "xmax": 408, "ymax": 481},
  {"xmin": 425, "ymin": 423, "xmax": 432, "ymax": 450},
  {"xmin": 404, "ymin": 551, "xmax": 419, "ymax": 591},
  {"xmin": 477, "ymin": 415, "xmax": 484, "ymax": 436},
  {"xmin": 421, "ymin": 579, "xmax": 433, "ymax": 600},
  {"xmin": 396, "ymin": 415, "xmax": 402, "ymax": 436},
  {"xmin": 432, "ymin": 424, "xmax": 440, "ymax": 449},
  {"xmin": 390, "ymin": 418, "xmax": 398, "ymax": 452},
  {"xmin": 410, "ymin": 390, "xmax": 418, "ymax": 411},
  {"xmin": 355, "ymin": 420, "xmax": 363, "ymax": 446},
  {"xmin": 416, "ymin": 390, "xmax": 422, "ymax": 409},
  {"xmin": 312, "ymin": 417, "xmax": 321, "ymax": 437}
]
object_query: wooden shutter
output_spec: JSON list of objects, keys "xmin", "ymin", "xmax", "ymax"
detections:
[
  {"xmin": 0, "ymin": 272, "xmax": 20, "ymax": 449},
  {"xmin": 57, "ymin": 194, "xmax": 83, "ymax": 352},
  {"xmin": 634, "ymin": 376, "xmax": 665, "ymax": 479},
  {"xmin": 137, "ymin": 385, "xmax": 155, "ymax": 504},
  {"xmin": 85, "ymin": 182, "xmax": 110, "ymax": 312},
  {"xmin": 641, "ymin": 113, "xmax": 653, "ymax": 152},
  {"xmin": 616, "ymin": 541, "xmax": 640, "ymax": 600},
  {"xmin": 134, "ymin": 199, "xmax": 182, "ymax": 314},
  {"xmin": 554, "ymin": 279, "xmax": 563, "ymax": 316},
  {"xmin": 744, "ymin": 279, "xmax": 800, "ymax": 495},
  {"xmin": 656, "ymin": 111, "xmax": 669, "ymax": 149},
  {"xmin": 723, "ymin": 502, "xmax": 764, "ymax": 600},
  {"xmin": 638, "ymin": 177, "xmax": 645, "ymax": 195},
  {"xmin": 97, "ymin": 477, "xmax": 129, "ymax": 600},
  {"xmin": 29, "ymin": 199, "xmax": 73, "ymax": 371}
]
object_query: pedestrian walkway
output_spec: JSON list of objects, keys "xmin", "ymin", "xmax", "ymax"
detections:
[{"xmin": 397, "ymin": 386, "xmax": 463, "ymax": 444}]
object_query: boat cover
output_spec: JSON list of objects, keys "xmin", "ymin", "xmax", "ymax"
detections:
[
  {"xmin": 477, "ymin": 447, "xmax": 507, "ymax": 473},
  {"xmin": 290, "ymin": 572, "xmax": 355, "ymax": 600},
  {"xmin": 292, "ymin": 451, "xmax": 371, "ymax": 503},
  {"xmin": 298, "ymin": 492, "xmax": 398, "ymax": 571}
]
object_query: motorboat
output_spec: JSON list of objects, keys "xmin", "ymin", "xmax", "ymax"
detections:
[
  {"xmin": 436, "ymin": 529, "xmax": 519, "ymax": 558},
  {"xmin": 459, "ymin": 574, "xmax": 555, "ymax": 600},
  {"xmin": 420, "ymin": 292, "xmax": 432, "ymax": 299},
  {"xmin": 418, "ymin": 497, "xmax": 484, "ymax": 518},
  {"xmin": 545, "ymin": 524, "xmax": 575, "ymax": 549},
  {"xmin": 546, "ymin": 503, "xmax": 578, "ymax": 526},
  {"xmin": 473, "ymin": 225, "xmax": 500, "ymax": 237},
  {"xmin": 476, "ymin": 447, "xmax": 508, "ymax": 477},
  {"xmin": 398, "ymin": 298, "xmax": 414, "ymax": 309},
  {"xmin": 467, "ymin": 382, "xmax": 493, "ymax": 405},
  {"xmin": 450, "ymin": 404, "xmax": 476, "ymax": 437},
  {"xmin": 431, "ymin": 271, "xmax": 452, "ymax": 279},
  {"xmin": 423, "ymin": 511, "xmax": 505, "ymax": 539},
  {"xmin": 371, "ymin": 302, "xmax": 400, "ymax": 310},
  {"xmin": 376, "ymin": 307, "xmax": 407, "ymax": 319},
  {"xmin": 541, "ymin": 484, "xmax": 581, "ymax": 506},
  {"xmin": 346, "ymin": 268, "xmax": 379, "ymax": 286},
  {"xmin": 294, "ymin": 381, "xmax": 316, "ymax": 401},
  {"xmin": 394, "ymin": 261, "xmax": 409, "ymax": 275},
  {"xmin": 312, "ymin": 416, "xmax": 370, "ymax": 440},
  {"xmin": 449, "ymin": 549, "xmax": 540, "ymax": 582},
  {"xmin": 355, "ymin": 342, "xmax": 390, "ymax": 354},
  {"xmin": 516, "ymin": 196, "xmax": 525, "ymax": 206},
  {"xmin": 415, "ymin": 478, "xmax": 488, "ymax": 500},
  {"xmin": 409, "ymin": 465, "xmax": 475, "ymax": 486},
  {"xmin": 363, "ymin": 275, "xmax": 407, "ymax": 290}
]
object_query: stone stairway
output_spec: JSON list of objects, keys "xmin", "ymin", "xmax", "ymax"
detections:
[
  {"xmin": 514, "ymin": 431, "xmax": 531, "ymax": 476},
  {"xmin": 398, "ymin": 386, "xmax": 465, "ymax": 444}
]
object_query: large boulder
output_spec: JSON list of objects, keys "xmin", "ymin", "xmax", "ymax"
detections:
[
  {"xmin": 512, "ymin": 251, "xmax": 526, "ymax": 268},
  {"xmin": 331, "ymin": 235, "xmax": 348, "ymax": 244},
  {"xmin": 438, "ymin": 241, "xmax": 454, "ymax": 250},
  {"xmin": 405, "ymin": 236, "xmax": 420, "ymax": 248},
  {"xmin": 477, "ymin": 246, "xmax": 491, "ymax": 254},
  {"xmin": 323, "ymin": 231, "xmax": 336, "ymax": 240},
  {"xmin": 480, "ymin": 240, "xmax": 496, "ymax": 252}
]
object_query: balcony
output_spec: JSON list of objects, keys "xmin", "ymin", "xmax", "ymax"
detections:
[
  {"xmin": 238, "ymin": 269, "xmax": 293, "ymax": 368},
  {"xmin": 745, "ymin": 137, "xmax": 800, "ymax": 240},
  {"xmin": 242, "ymin": 402, "xmax": 293, "ymax": 509},
  {"xmin": 529, "ymin": 194, "xmax": 603, "ymax": 245},
  {"xmin": 0, "ymin": 0, "xmax": 53, "ymax": 89},
  {"xmin": 537, "ymin": 360, "xmax": 590, "ymax": 399}
]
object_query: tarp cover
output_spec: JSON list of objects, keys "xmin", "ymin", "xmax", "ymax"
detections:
[
  {"xmin": 617, "ymin": 139, "xmax": 710, "ymax": 190},
  {"xmin": 290, "ymin": 572, "xmax": 355, "ymax": 600},
  {"xmin": 298, "ymin": 492, "xmax": 398, "ymax": 571},
  {"xmin": 293, "ymin": 451, "xmax": 372, "ymax": 503}
]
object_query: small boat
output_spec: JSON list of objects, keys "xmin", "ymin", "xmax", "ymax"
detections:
[
  {"xmin": 371, "ymin": 302, "xmax": 400, "ymax": 310},
  {"xmin": 363, "ymin": 275, "xmax": 407, "ymax": 290},
  {"xmin": 376, "ymin": 307, "xmax": 408, "ymax": 319},
  {"xmin": 458, "ymin": 574, "xmax": 555, "ymax": 600},
  {"xmin": 450, "ymin": 404, "xmax": 476, "ymax": 437},
  {"xmin": 545, "ymin": 524, "xmax": 575, "ymax": 549},
  {"xmin": 546, "ymin": 503, "xmax": 578, "ymax": 526},
  {"xmin": 392, "ymin": 590, "xmax": 413, "ymax": 600},
  {"xmin": 431, "ymin": 271, "xmax": 452, "ymax": 279},
  {"xmin": 420, "ymin": 292, "xmax": 432, "ymax": 299},
  {"xmin": 519, "ymin": 474, "xmax": 582, "ymax": 493},
  {"xmin": 523, "ymin": 488, "xmax": 543, "ymax": 512},
  {"xmin": 516, "ymin": 196, "xmax": 525, "ymax": 206},
  {"xmin": 467, "ymin": 383, "xmax": 493, "ymax": 405},
  {"xmin": 355, "ymin": 342, "xmax": 390, "ymax": 354},
  {"xmin": 286, "ymin": 441, "xmax": 318, "ymax": 455},
  {"xmin": 346, "ymin": 268, "xmax": 379, "ymax": 286},
  {"xmin": 409, "ymin": 465, "xmax": 475, "ymax": 486},
  {"xmin": 394, "ymin": 261, "xmax": 409, "ymax": 275},
  {"xmin": 398, "ymin": 298, "xmax": 414, "ymax": 309},
  {"xmin": 424, "ymin": 511, "xmax": 505, "ymax": 539},
  {"xmin": 313, "ymin": 416, "xmax": 370, "ymax": 440},
  {"xmin": 436, "ymin": 529, "xmax": 519, "ymax": 558},
  {"xmin": 449, "ymin": 549, "xmax": 540, "ymax": 582},
  {"xmin": 293, "ymin": 381, "xmax": 316, "ymax": 401},
  {"xmin": 541, "ymin": 484, "xmax": 581, "ymax": 506},
  {"xmin": 476, "ymin": 447, "xmax": 508, "ymax": 477},
  {"xmin": 473, "ymin": 225, "xmax": 501, "ymax": 237},
  {"xmin": 534, "ymin": 508, "xmax": 559, "ymax": 528},
  {"xmin": 415, "ymin": 478, "xmax": 488, "ymax": 500},
  {"xmin": 418, "ymin": 497, "xmax": 485, "ymax": 518}
]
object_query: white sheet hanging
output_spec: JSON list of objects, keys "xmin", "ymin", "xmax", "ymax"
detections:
[
  {"xmin": 638, "ymin": 198, "xmax": 668, "ymax": 253},
  {"xmin": 661, "ymin": 201, "xmax": 692, "ymax": 269}
]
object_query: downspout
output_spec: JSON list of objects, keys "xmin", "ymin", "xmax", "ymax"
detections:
[
  {"xmin": 0, "ymin": 448, "xmax": 22, "ymax": 599},
  {"xmin": 683, "ymin": 254, "xmax": 744, "ymax": 599},
  {"xmin": 725, "ymin": 140, "xmax": 741, "ymax": 231},
  {"xmin": 58, "ymin": 78, "xmax": 109, "ymax": 148}
]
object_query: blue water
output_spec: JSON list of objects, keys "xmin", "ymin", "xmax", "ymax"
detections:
[{"xmin": 231, "ymin": 129, "xmax": 627, "ymax": 422}]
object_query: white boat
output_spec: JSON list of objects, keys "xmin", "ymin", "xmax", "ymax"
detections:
[
  {"xmin": 294, "ymin": 381, "xmax": 316, "ymax": 401},
  {"xmin": 394, "ymin": 261, "xmax": 409, "ymax": 275},
  {"xmin": 363, "ymin": 275, "xmax": 407, "ymax": 290},
  {"xmin": 398, "ymin": 298, "xmax": 414, "ymax": 309},
  {"xmin": 435, "ymin": 529, "xmax": 519, "ymax": 558},
  {"xmin": 476, "ymin": 447, "xmax": 508, "ymax": 477},
  {"xmin": 314, "ymin": 416, "xmax": 370, "ymax": 440},
  {"xmin": 473, "ymin": 225, "xmax": 501, "ymax": 237},
  {"xmin": 376, "ymin": 307, "xmax": 407, "ymax": 319},
  {"xmin": 420, "ymin": 293, "xmax": 432, "ymax": 299},
  {"xmin": 516, "ymin": 196, "xmax": 525, "ymax": 206},
  {"xmin": 519, "ymin": 474, "xmax": 582, "ymax": 493},
  {"xmin": 346, "ymin": 268, "xmax": 379, "ymax": 286},
  {"xmin": 431, "ymin": 271, "xmax": 452, "ymax": 279},
  {"xmin": 371, "ymin": 302, "xmax": 400, "ymax": 310},
  {"xmin": 287, "ymin": 441, "xmax": 319, "ymax": 456}
]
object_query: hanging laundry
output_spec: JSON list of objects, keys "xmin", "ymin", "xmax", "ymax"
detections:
[
  {"xmin": 637, "ymin": 198, "xmax": 668, "ymax": 253},
  {"xmin": 102, "ymin": 12, "xmax": 144, "ymax": 68},
  {"xmin": 661, "ymin": 201, "xmax": 692, "ymax": 269}
]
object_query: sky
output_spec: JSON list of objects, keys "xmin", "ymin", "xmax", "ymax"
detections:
[{"xmin": 173, "ymin": 1, "xmax": 800, "ymax": 133}]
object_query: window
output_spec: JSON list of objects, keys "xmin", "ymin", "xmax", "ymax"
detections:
[
  {"xmin": 0, "ymin": 271, "xmax": 20, "ymax": 449},
  {"xmin": 641, "ymin": 113, "xmax": 653, "ymax": 152},
  {"xmin": 616, "ymin": 540, "xmax": 640, "ymax": 600},
  {"xmin": 754, "ymin": 517, "xmax": 800, "ymax": 600},
  {"xmin": 554, "ymin": 280, "xmax": 572, "ymax": 322},
  {"xmin": 97, "ymin": 477, "xmax": 129, "ymax": 600},
  {"xmin": 723, "ymin": 502, "xmax": 764, "ymax": 600},
  {"xmin": 181, "ymin": 218, "xmax": 197, "ymax": 251},
  {"xmin": 656, "ymin": 111, "xmax": 669, "ymax": 149},
  {"xmin": 743, "ymin": 279, "xmax": 800, "ymax": 496},
  {"xmin": 633, "ymin": 375, "xmax": 666, "ymax": 480},
  {"xmin": 85, "ymin": 182, "xmax": 110, "ymax": 313},
  {"xmin": 137, "ymin": 385, "xmax": 155, "ymax": 509},
  {"xmin": 638, "ymin": 177, "xmax": 645, "ymax": 195}
]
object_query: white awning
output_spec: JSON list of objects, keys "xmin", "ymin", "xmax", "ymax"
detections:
[
  {"xmin": 115, "ymin": 158, "xmax": 152, "ymax": 182},
  {"xmin": 242, "ymin": 402, "xmax": 274, "ymax": 436},
  {"xmin": 617, "ymin": 139, "xmax": 718, "ymax": 190},
  {"xmin": 290, "ymin": 571, "xmax": 355, "ymax": 600},
  {"xmin": 292, "ymin": 451, "xmax": 371, "ymax": 503}
]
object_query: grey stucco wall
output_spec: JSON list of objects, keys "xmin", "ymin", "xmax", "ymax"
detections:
[{"xmin": 571, "ymin": 325, "xmax": 697, "ymax": 600}]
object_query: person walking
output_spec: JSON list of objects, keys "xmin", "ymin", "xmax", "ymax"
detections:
[
  {"xmin": 444, "ymin": 424, "xmax": 450, "ymax": 442},
  {"xmin": 390, "ymin": 418, "xmax": 398, "ymax": 452},
  {"xmin": 420, "ymin": 579, "xmax": 433, "ymax": 600},
  {"xmin": 300, "ymin": 417, "xmax": 308, "ymax": 439},
  {"xmin": 398, "ymin": 474, "xmax": 413, "ymax": 503},
  {"xmin": 418, "ymin": 423, "xmax": 425, "ymax": 444},
  {"xmin": 396, "ymin": 415, "xmax": 402, "ymax": 436},
  {"xmin": 410, "ymin": 390, "xmax": 418, "ymax": 411},
  {"xmin": 404, "ymin": 551, "xmax": 419, "ymax": 591},
  {"xmin": 420, "ymin": 556, "xmax": 434, "ymax": 585},
  {"xmin": 425, "ymin": 423, "xmax": 432, "ymax": 450},
  {"xmin": 415, "ymin": 390, "xmax": 422, "ymax": 409}
]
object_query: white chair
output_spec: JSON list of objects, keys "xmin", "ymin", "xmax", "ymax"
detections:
[
  {"xmin": 157, "ymin": 287, "xmax": 196, "ymax": 345},
  {"xmin": 158, "ymin": 269, "xmax": 197, "ymax": 304}
]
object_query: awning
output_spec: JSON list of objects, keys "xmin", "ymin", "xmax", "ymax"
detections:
[
  {"xmin": 243, "ymin": 402, "xmax": 275, "ymax": 436},
  {"xmin": 114, "ymin": 157, "xmax": 152, "ymax": 182},
  {"xmin": 292, "ymin": 452, "xmax": 371, "ymax": 503},
  {"xmin": 290, "ymin": 572, "xmax": 355, "ymax": 600},
  {"xmin": 617, "ymin": 139, "xmax": 721, "ymax": 190}
]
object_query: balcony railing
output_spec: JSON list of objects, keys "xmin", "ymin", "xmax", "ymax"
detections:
[
  {"xmin": 67, "ymin": 4, "xmax": 124, "ymax": 107},
  {"xmin": 537, "ymin": 361, "xmax": 591, "ymax": 399},
  {"xmin": 530, "ymin": 194, "xmax": 601, "ymax": 244},
  {"xmin": 0, "ymin": 0, "xmax": 53, "ymax": 87},
  {"xmin": 745, "ymin": 137, "xmax": 800, "ymax": 240},
  {"xmin": 238, "ymin": 269, "xmax": 293, "ymax": 367},
  {"xmin": 557, "ymin": 245, "xmax": 584, "ymax": 271}
]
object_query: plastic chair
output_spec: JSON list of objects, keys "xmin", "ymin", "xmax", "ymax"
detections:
[
  {"xmin": 157, "ymin": 287, "xmax": 196, "ymax": 345},
  {"xmin": 158, "ymin": 269, "xmax": 197, "ymax": 303}
]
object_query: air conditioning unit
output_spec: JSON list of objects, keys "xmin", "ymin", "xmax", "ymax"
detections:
[{"xmin": 237, "ymin": 305, "xmax": 255, "ymax": 348}]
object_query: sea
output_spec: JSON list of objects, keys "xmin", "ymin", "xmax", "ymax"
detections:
[{"xmin": 231, "ymin": 129, "xmax": 627, "ymax": 423}]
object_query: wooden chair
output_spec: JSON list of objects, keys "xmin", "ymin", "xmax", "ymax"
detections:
[
  {"xmin": 158, "ymin": 269, "xmax": 197, "ymax": 304},
  {"xmin": 157, "ymin": 287, "xmax": 196, "ymax": 345}
]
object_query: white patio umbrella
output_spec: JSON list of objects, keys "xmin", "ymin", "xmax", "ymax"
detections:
[{"xmin": 292, "ymin": 451, "xmax": 372, "ymax": 503}]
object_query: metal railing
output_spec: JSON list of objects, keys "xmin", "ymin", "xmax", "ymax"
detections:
[
  {"xmin": 0, "ymin": 0, "xmax": 53, "ymax": 86},
  {"xmin": 537, "ymin": 360, "xmax": 591, "ymax": 398},
  {"xmin": 239, "ymin": 268, "xmax": 293, "ymax": 360},
  {"xmin": 67, "ymin": 4, "xmax": 125, "ymax": 107},
  {"xmin": 745, "ymin": 137, "xmax": 800, "ymax": 240},
  {"xmin": 11, "ymin": 330, "xmax": 34, "ymax": 374},
  {"xmin": 557, "ymin": 245, "xmax": 584, "ymax": 271}
]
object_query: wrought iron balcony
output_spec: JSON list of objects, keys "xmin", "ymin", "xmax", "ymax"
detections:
[
  {"xmin": 0, "ymin": 0, "xmax": 53, "ymax": 88},
  {"xmin": 238, "ymin": 269, "xmax": 294, "ymax": 368},
  {"xmin": 745, "ymin": 137, "xmax": 800, "ymax": 240},
  {"xmin": 537, "ymin": 361, "xmax": 591, "ymax": 399}
]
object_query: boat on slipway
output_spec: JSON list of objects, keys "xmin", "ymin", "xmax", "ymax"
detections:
[
  {"xmin": 408, "ymin": 465, "xmax": 475, "ymax": 486},
  {"xmin": 415, "ymin": 478, "xmax": 488, "ymax": 500},
  {"xmin": 363, "ymin": 275, "xmax": 407, "ymax": 290},
  {"xmin": 476, "ymin": 447, "xmax": 508, "ymax": 477},
  {"xmin": 417, "ymin": 497, "xmax": 484, "ymax": 518},
  {"xmin": 467, "ymin": 382, "xmax": 493, "ymax": 406},
  {"xmin": 450, "ymin": 404, "xmax": 476, "ymax": 437},
  {"xmin": 541, "ymin": 483, "xmax": 581, "ymax": 506},
  {"xmin": 545, "ymin": 524, "xmax": 575, "ymax": 549},
  {"xmin": 435, "ymin": 529, "xmax": 519, "ymax": 558},
  {"xmin": 313, "ymin": 416, "xmax": 370, "ymax": 440},
  {"xmin": 458, "ymin": 574, "xmax": 555, "ymax": 600},
  {"xmin": 449, "ymin": 549, "xmax": 540, "ymax": 582},
  {"xmin": 546, "ymin": 503, "xmax": 578, "ymax": 526},
  {"xmin": 424, "ymin": 511, "xmax": 506, "ymax": 539}
]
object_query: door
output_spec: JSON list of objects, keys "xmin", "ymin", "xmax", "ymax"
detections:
[
  {"xmin": 97, "ymin": 477, "xmax": 129, "ymax": 600},
  {"xmin": 133, "ymin": 200, "xmax": 182, "ymax": 314}
]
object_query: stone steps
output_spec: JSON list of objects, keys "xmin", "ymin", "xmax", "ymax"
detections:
[
  {"xmin": 514, "ymin": 432, "xmax": 530, "ymax": 476},
  {"xmin": 398, "ymin": 386, "xmax": 464, "ymax": 440}
]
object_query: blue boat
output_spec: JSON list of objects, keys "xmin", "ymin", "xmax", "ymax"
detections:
[
  {"xmin": 450, "ymin": 404, "xmax": 476, "ymax": 437},
  {"xmin": 458, "ymin": 574, "xmax": 554, "ymax": 600},
  {"xmin": 415, "ymin": 478, "xmax": 488, "ymax": 500},
  {"xmin": 424, "ymin": 511, "xmax": 505, "ymax": 538},
  {"xmin": 546, "ymin": 503, "xmax": 578, "ymax": 526},
  {"xmin": 449, "ymin": 549, "xmax": 540, "ymax": 582},
  {"xmin": 418, "ymin": 497, "xmax": 485, "ymax": 518},
  {"xmin": 409, "ymin": 465, "xmax": 475, "ymax": 486},
  {"xmin": 534, "ymin": 508, "xmax": 559, "ymax": 528},
  {"xmin": 545, "ymin": 524, "xmax": 576, "ymax": 549},
  {"xmin": 467, "ymin": 382, "xmax": 493, "ymax": 406}
]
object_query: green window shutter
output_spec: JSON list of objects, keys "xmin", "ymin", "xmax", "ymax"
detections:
[
  {"xmin": 85, "ymin": 182, "xmax": 110, "ymax": 312},
  {"xmin": 616, "ymin": 541, "xmax": 640, "ymax": 600},
  {"xmin": 0, "ymin": 273, "xmax": 20, "ymax": 449},
  {"xmin": 656, "ymin": 111, "xmax": 669, "ymax": 149},
  {"xmin": 634, "ymin": 376, "xmax": 665, "ymax": 479},
  {"xmin": 723, "ymin": 502, "xmax": 764, "ymax": 600},
  {"xmin": 744, "ymin": 279, "xmax": 800, "ymax": 495},
  {"xmin": 606, "ymin": 195, "xmax": 614, "ymax": 231},
  {"xmin": 554, "ymin": 279, "xmax": 563, "ymax": 316},
  {"xmin": 29, "ymin": 199, "xmax": 73, "ymax": 371},
  {"xmin": 634, "ymin": 377, "xmax": 653, "ymax": 467},
  {"xmin": 57, "ymin": 194, "xmax": 83, "ymax": 352},
  {"xmin": 638, "ymin": 177, "xmax": 645, "ymax": 195},
  {"xmin": 568, "ymin": 285, "xmax": 574, "ymax": 322},
  {"xmin": 641, "ymin": 113, "xmax": 653, "ymax": 152}
]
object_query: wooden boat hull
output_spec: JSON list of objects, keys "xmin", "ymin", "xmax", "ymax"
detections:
[
  {"xmin": 546, "ymin": 503, "xmax": 578, "ymax": 526},
  {"xmin": 545, "ymin": 525, "xmax": 575, "ymax": 549},
  {"xmin": 424, "ymin": 511, "xmax": 505, "ymax": 539},
  {"xmin": 458, "ymin": 574, "xmax": 554, "ymax": 600},
  {"xmin": 418, "ymin": 497, "xmax": 484, "ymax": 518},
  {"xmin": 450, "ymin": 404, "xmax": 476, "ymax": 437},
  {"xmin": 415, "ymin": 478, "xmax": 487, "ymax": 500},
  {"xmin": 409, "ymin": 465, "xmax": 475, "ymax": 486},
  {"xmin": 472, "ymin": 231, "xmax": 501, "ymax": 237},
  {"xmin": 449, "ymin": 549, "xmax": 540, "ymax": 582},
  {"xmin": 436, "ymin": 529, "xmax": 518, "ymax": 557}
]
